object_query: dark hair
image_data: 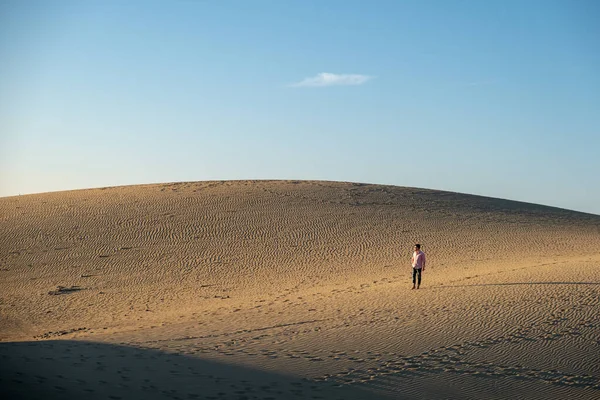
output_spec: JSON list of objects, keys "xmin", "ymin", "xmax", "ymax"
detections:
[{"xmin": 415, "ymin": 244, "xmax": 421, "ymax": 249}]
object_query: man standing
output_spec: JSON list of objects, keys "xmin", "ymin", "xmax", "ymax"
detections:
[{"xmin": 411, "ymin": 244, "xmax": 426, "ymax": 289}]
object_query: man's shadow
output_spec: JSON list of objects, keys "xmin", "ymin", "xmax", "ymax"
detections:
[{"xmin": 438, "ymin": 281, "xmax": 600, "ymax": 289}]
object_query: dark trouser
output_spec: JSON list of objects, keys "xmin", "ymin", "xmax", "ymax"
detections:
[{"xmin": 412, "ymin": 268, "xmax": 422, "ymax": 286}]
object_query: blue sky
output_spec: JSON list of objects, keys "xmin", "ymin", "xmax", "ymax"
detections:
[{"xmin": 1, "ymin": 0, "xmax": 599, "ymax": 214}]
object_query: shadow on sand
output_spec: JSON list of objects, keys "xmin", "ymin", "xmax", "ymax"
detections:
[
  {"xmin": 0, "ymin": 340, "xmax": 390, "ymax": 400},
  {"xmin": 438, "ymin": 281, "xmax": 600, "ymax": 289}
]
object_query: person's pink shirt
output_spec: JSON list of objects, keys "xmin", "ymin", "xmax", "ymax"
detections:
[{"xmin": 412, "ymin": 251, "xmax": 426, "ymax": 270}]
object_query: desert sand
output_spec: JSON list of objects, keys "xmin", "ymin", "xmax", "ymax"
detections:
[{"xmin": 1, "ymin": 180, "xmax": 599, "ymax": 399}]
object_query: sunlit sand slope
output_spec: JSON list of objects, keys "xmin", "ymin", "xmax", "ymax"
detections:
[{"xmin": 1, "ymin": 180, "xmax": 599, "ymax": 399}]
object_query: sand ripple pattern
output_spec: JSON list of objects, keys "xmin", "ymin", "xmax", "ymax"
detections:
[{"xmin": 2, "ymin": 180, "xmax": 600, "ymax": 399}]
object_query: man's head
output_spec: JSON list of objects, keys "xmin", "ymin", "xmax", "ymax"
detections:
[{"xmin": 414, "ymin": 244, "xmax": 421, "ymax": 251}]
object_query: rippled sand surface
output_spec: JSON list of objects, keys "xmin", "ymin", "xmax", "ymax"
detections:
[{"xmin": 1, "ymin": 180, "xmax": 599, "ymax": 399}]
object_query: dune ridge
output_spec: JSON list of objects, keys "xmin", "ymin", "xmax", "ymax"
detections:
[{"xmin": 1, "ymin": 180, "xmax": 599, "ymax": 399}]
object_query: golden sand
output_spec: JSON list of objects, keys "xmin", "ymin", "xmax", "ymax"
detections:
[{"xmin": 1, "ymin": 180, "xmax": 599, "ymax": 399}]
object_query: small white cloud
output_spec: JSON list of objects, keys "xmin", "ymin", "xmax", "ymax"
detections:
[
  {"xmin": 466, "ymin": 80, "xmax": 495, "ymax": 87},
  {"xmin": 290, "ymin": 72, "xmax": 373, "ymax": 87}
]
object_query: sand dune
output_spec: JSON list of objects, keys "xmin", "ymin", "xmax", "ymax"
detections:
[{"xmin": 1, "ymin": 180, "xmax": 599, "ymax": 399}]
